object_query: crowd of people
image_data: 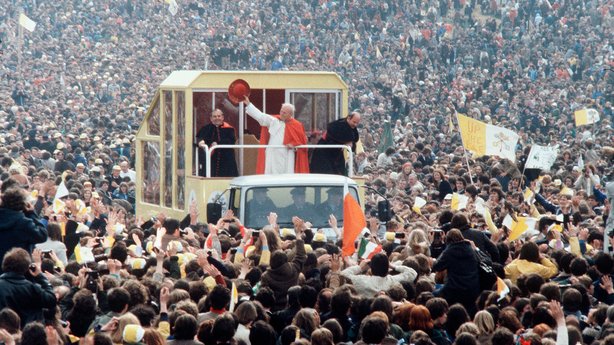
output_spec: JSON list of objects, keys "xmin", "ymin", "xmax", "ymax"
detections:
[{"xmin": 1, "ymin": 0, "xmax": 614, "ymax": 344}]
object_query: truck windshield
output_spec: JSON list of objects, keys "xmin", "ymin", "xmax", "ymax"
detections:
[{"xmin": 243, "ymin": 186, "xmax": 359, "ymax": 229}]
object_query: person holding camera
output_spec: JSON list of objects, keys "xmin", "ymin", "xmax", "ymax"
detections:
[
  {"xmin": 0, "ymin": 186, "xmax": 48, "ymax": 274},
  {"xmin": 0, "ymin": 248, "xmax": 57, "ymax": 328}
]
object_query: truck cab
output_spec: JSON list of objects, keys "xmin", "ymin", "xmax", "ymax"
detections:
[{"xmin": 211, "ymin": 174, "xmax": 360, "ymax": 231}]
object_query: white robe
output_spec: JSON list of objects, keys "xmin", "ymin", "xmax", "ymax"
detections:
[{"xmin": 245, "ymin": 103, "xmax": 295, "ymax": 174}]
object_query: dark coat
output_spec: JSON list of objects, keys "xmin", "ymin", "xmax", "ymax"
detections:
[
  {"xmin": 310, "ymin": 118, "xmax": 359, "ymax": 175},
  {"xmin": 0, "ymin": 208, "xmax": 48, "ymax": 274},
  {"xmin": 261, "ymin": 239, "xmax": 306, "ymax": 311},
  {"xmin": 196, "ymin": 122, "xmax": 238, "ymax": 177},
  {"xmin": 0, "ymin": 272, "xmax": 57, "ymax": 327},
  {"xmin": 460, "ymin": 228, "xmax": 500, "ymax": 263},
  {"xmin": 432, "ymin": 241, "xmax": 480, "ymax": 294}
]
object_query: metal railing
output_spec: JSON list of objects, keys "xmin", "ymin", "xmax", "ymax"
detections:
[{"xmin": 200, "ymin": 144, "xmax": 354, "ymax": 177}]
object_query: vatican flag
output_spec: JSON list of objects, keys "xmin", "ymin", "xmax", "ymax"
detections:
[
  {"xmin": 574, "ymin": 108, "xmax": 600, "ymax": 126},
  {"xmin": 457, "ymin": 114, "xmax": 519, "ymax": 161}
]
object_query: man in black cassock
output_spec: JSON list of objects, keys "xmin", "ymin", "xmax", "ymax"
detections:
[
  {"xmin": 196, "ymin": 109, "xmax": 239, "ymax": 177},
  {"xmin": 310, "ymin": 112, "xmax": 361, "ymax": 175}
]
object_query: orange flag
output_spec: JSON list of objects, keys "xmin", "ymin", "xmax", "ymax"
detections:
[{"xmin": 342, "ymin": 194, "xmax": 366, "ymax": 256}]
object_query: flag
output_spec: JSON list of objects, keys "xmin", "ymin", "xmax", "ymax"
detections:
[
  {"xmin": 19, "ymin": 13, "xmax": 37, "ymax": 32},
  {"xmin": 375, "ymin": 46, "xmax": 382, "ymax": 59},
  {"xmin": 377, "ymin": 121, "xmax": 394, "ymax": 154},
  {"xmin": 577, "ymin": 155, "xmax": 584, "ymax": 169},
  {"xmin": 229, "ymin": 281, "xmax": 239, "ymax": 311},
  {"xmin": 523, "ymin": 188, "xmax": 534, "ymax": 205},
  {"xmin": 450, "ymin": 193, "xmax": 468, "ymax": 210},
  {"xmin": 412, "ymin": 196, "xmax": 427, "ymax": 215},
  {"xmin": 357, "ymin": 237, "xmax": 382, "ymax": 259},
  {"xmin": 506, "ymin": 216, "xmax": 538, "ymax": 241},
  {"xmin": 342, "ymin": 194, "xmax": 366, "ymax": 257},
  {"xmin": 496, "ymin": 277, "xmax": 510, "ymax": 301},
  {"xmin": 525, "ymin": 145, "xmax": 559, "ymax": 170},
  {"xmin": 457, "ymin": 114, "xmax": 519, "ymax": 161},
  {"xmin": 574, "ymin": 108, "xmax": 600, "ymax": 126},
  {"xmin": 167, "ymin": 0, "xmax": 178, "ymax": 16},
  {"xmin": 52, "ymin": 198, "xmax": 65, "ymax": 214},
  {"xmin": 54, "ymin": 181, "xmax": 69, "ymax": 200}
]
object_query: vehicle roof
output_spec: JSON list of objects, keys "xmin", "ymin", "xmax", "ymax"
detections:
[{"xmin": 230, "ymin": 174, "xmax": 358, "ymax": 188}]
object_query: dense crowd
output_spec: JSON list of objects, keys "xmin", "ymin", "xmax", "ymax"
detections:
[{"xmin": 1, "ymin": 0, "xmax": 614, "ymax": 344}]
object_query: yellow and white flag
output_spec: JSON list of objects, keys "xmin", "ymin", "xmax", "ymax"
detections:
[
  {"xmin": 457, "ymin": 114, "xmax": 519, "ymax": 161},
  {"xmin": 574, "ymin": 108, "xmax": 600, "ymax": 126},
  {"xmin": 229, "ymin": 281, "xmax": 239, "ymax": 311},
  {"xmin": 19, "ymin": 13, "xmax": 37, "ymax": 32},
  {"xmin": 450, "ymin": 193, "xmax": 468, "ymax": 211},
  {"xmin": 504, "ymin": 216, "xmax": 538, "ymax": 241},
  {"xmin": 412, "ymin": 196, "xmax": 427, "ymax": 215},
  {"xmin": 496, "ymin": 277, "xmax": 510, "ymax": 301}
]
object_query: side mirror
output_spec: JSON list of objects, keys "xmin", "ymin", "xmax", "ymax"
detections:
[
  {"xmin": 377, "ymin": 200, "xmax": 391, "ymax": 222},
  {"xmin": 206, "ymin": 203, "xmax": 222, "ymax": 224}
]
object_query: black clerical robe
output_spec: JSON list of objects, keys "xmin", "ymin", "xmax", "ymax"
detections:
[
  {"xmin": 196, "ymin": 122, "xmax": 239, "ymax": 177},
  {"xmin": 310, "ymin": 118, "xmax": 359, "ymax": 175}
]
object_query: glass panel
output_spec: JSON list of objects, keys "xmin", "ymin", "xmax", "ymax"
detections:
[
  {"xmin": 315, "ymin": 93, "xmax": 332, "ymax": 131},
  {"xmin": 176, "ymin": 91, "xmax": 185, "ymax": 210},
  {"xmin": 193, "ymin": 92, "xmax": 213, "ymax": 176},
  {"xmin": 243, "ymin": 185, "xmax": 358, "ymax": 230},
  {"xmin": 142, "ymin": 141, "xmax": 160, "ymax": 205},
  {"xmin": 292, "ymin": 93, "xmax": 314, "ymax": 131},
  {"xmin": 163, "ymin": 91, "xmax": 173, "ymax": 208},
  {"xmin": 147, "ymin": 93, "xmax": 160, "ymax": 136}
]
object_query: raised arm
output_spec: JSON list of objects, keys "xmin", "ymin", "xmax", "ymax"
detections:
[{"xmin": 244, "ymin": 97, "xmax": 274, "ymax": 127}]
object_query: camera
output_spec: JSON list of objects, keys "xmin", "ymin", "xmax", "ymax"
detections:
[
  {"xmin": 42, "ymin": 250, "xmax": 53, "ymax": 259},
  {"xmin": 394, "ymin": 232, "xmax": 405, "ymax": 239},
  {"xmin": 252, "ymin": 230, "xmax": 260, "ymax": 238}
]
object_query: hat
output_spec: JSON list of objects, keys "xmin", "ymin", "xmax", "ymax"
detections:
[
  {"xmin": 53, "ymin": 132, "xmax": 62, "ymax": 139},
  {"xmin": 326, "ymin": 188, "xmax": 342, "ymax": 195},
  {"xmin": 313, "ymin": 233, "xmax": 327, "ymax": 242},
  {"xmin": 281, "ymin": 228, "xmax": 296, "ymax": 239},
  {"xmin": 304, "ymin": 244, "xmax": 313, "ymax": 253},
  {"xmin": 79, "ymin": 133, "xmax": 88, "ymax": 139},
  {"xmin": 90, "ymin": 166, "xmax": 101, "ymax": 173},
  {"xmin": 228, "ymin": 79, "xmax": 251, "ymax": 104},
  {"xmin": 203, "ymin": 276, "xmax": 217, "ymax": 291},
  {"xmin": 113, "ymin": 165, "xmax": 121, "ymax": 170},
  {"xmin": 553, "ymin": 179, "xmax": 562, "ymax": 186},
  {"xmin": 131, "ymin": 258, "xmax": 146, "ymax": 269},
  {"xmin": 385, "ymin": 232, "xmax": 395, "ymax": 242},
  {"xmin": 122, "ymin": 324, "xmax": 145, "ymax": 344},
  {"xmin": 76, "ymin": 163, "xmax": 85, "ymax": 168},
  {"xmin": 95, "ymin": 158, "xmax": 103, "ymax": 165},
  {"xmin": 290, "ymin": 187, "xmax": 306, "ymax": 196},
  {"xmin": 93, "ymin": 136, "xmax": 101, "ymax": 141},
  {"xmin": 56, "ymin": 142, "xmax": 65, "ymax": 150}
]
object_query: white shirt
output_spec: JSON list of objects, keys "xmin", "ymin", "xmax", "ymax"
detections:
[
  {"xmin": 120, "ymin": 169, "xmax": 136, "ymax": 182},
  {"xmin": 245, "ymin": 103, "xmax": 295, "ymax": 174}
]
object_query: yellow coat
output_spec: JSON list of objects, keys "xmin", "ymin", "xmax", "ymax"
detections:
[{"xmin": 504, "ymin": 258, "xmax": 558, "ymax": 283}]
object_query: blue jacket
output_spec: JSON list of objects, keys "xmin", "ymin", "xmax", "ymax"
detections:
[
  {"xmin": 0, "ymin": 208, "xmax": 48, "ymax": 274},
  {"xmin": 0, "ymin": 272, "xmax": 56, "ymax": 327}
]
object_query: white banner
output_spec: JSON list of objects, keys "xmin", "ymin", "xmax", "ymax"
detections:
[{"xmin": 525, "ymin": 145, "xmax": 559, "ymax": 170}]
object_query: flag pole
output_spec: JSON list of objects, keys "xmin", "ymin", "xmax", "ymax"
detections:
[
  {"xmin": 17, "ymin": 10, "xmax": 24, "ymax": 81},
  {"xmin": 454, "ymin": 112, "xmax": 474, "ymax": 185}
]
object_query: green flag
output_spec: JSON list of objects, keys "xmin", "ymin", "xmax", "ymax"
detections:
[{"xmin": 378, "ymin": 121, "xmax": 394, "ymax": 154}]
